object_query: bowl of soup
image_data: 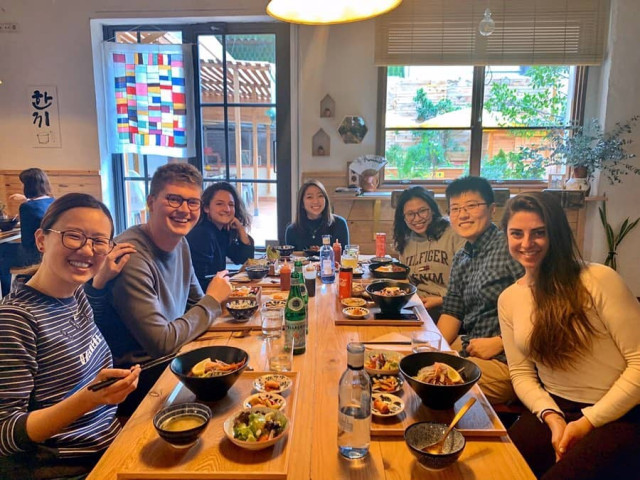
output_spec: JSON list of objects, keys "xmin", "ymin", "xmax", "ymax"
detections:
[
  {"xmin": 366, "ymin": 280, "xmax": 417, "ymax": 313},
  {"xmin": 153, "ymin": 402, "xmax": 211, "ymax": 448}
]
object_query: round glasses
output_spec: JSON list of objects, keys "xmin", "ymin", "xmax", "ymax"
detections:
[
  {"xmin": 403, "ymin": 207, "xmax": 431, "ymax": 222},
  {"xmin": 448, "ymin": 202, "xmax": 487, "ymax": 217},
  {"xmin": 46, "ymin": 229, "xmax": 115, "ymax": 256},
  {"xmin": 165, "ymin": 194, "xmax": 202, "ymax": 211}
]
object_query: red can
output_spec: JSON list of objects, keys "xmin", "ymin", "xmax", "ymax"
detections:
[
  {"xmin": 338, "ymin": 267, "xmax": 353, "ymax": 300},
  {"xmin": 375, "ymin": 233, "xmax": 387, "ymax": 258}
]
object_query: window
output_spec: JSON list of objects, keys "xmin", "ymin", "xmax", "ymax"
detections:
[
  {"xmin": 380, "ymin": 65, "xmax": 582, "ymax": 183},
  {"xmin": 103, "ymin": 24, "xmax": 290, "ymax": 245}
]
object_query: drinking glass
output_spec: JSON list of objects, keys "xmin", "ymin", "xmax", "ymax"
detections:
[
  {"xmin": 261, "ymin": 307, "xmax": 284, "ymax": 338},
  {"xmin": 411, "ymin": 330, "xmax": 442, "ymax": 353},
  {"xmin": 342, "ymin": 244, "xmax": 360, "ymax": 269},
  {"xmin": 303, "ymin": 266, "xmax": 317, "ymax": 297},
  {"xmin": 267, "ymin": 335, "xmax": 294, "ymax": 372}
]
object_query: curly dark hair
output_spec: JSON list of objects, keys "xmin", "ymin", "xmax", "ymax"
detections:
[
  {"xmin": 393, "ymin": 186, "xmax": 450, "ymax": 254},
  {"xmin": 200, "ymin": 181, "xmax": 251, "ymax": 229}
]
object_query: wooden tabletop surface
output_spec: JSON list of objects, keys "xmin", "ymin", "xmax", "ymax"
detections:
[{"xmin": 88, "ymin": 279, "xmax": 535, "ymax": 480}]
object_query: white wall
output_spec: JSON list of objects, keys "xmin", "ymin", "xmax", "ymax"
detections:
[{"xmin": 1, "ymin": 0, "xmax": 639, "ymax": 293}]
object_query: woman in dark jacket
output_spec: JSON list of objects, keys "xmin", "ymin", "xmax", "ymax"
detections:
[{"xmin": 187, "ymin": 182, "xmax": 254, "ymax": 290}]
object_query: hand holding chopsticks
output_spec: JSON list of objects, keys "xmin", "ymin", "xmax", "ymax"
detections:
[{"xmin": 88, "ymin": 353, "xmax": 177, "ymax": 392}]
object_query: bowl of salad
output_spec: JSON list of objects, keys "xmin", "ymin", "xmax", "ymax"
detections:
[
  {"xmin": 223, "ymin": 407, "xmax": 290, "ymax": 451},
  {"xmin": 364, "ymin": 349, "xmax": 403, "ymax": 376},
  {"xmin": 170, "ymin": 346, "xmax": 249, "ymax": 401}
]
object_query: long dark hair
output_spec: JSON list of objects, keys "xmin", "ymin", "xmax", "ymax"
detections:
[
  {"xmin": 20, "ymin": 168, "xmax": 52, "ymax": 199},
  {"xmin": 393, "ymin": 187, "xmax": 449, "ymax": 254},
  {"xmin": 201, "ymin": 181, "xmax": 251, "ymax": 229},
  {"xmin": 501, "ymin": 192, "xmax": 595, "ymax": 369},
  {"xmin": 40, "ymin": 193, "xmax": 114, "ymax": 238},
  {"xmin": 293, "ymin": 180, "xmax": 334, "ymax": 230}
]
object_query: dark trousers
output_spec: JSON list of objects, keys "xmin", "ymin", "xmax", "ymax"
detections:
[{"xmin": 508, "ymin": 393, "xmax": 640, "ymax": 480}]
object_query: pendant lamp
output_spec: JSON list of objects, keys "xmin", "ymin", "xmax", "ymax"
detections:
[{"xmin": 266, "ymin": 0, "xmax": 403, "ymax": 25}]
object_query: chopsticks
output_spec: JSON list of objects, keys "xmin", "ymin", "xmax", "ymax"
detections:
[{"xmin": 87, "ymin": 353, "xmax": 177, "ymax": 392}]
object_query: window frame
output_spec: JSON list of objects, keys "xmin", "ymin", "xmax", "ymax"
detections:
[{"xmin": 376, "ymin": 65, "xmax": 588, "ymax": 187}]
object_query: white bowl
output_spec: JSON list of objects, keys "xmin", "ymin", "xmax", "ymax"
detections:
[
  {"xmin": 342, "ymin": 306, "xmax": 370, "ymax": 319},
  {"xmin": 341, "ymin": 297, "xmax": 367, "ymax": 308},
  {"xmin": 364, "ymin": 349, "xmax": 403, "ymax": 376},
  {"xmin": 223, "ymin": 407, "xmax": 290, "ymax": 451}
]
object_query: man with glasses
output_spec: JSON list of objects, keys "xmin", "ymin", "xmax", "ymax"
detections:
[
  {"xmin": 86, "ymin": 163, "xmax": 232, "ymax": 414},
  {"xmin": 437, "ymin": 176, "xmax": 524, "ymax": 405}
]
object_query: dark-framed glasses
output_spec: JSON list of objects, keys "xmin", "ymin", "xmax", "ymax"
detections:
[
  {"xmin": 448, "ymin": 202, "xmax": 488, "ymax": 216},
  {"xmin": 404, "ymin": 207, "xmax": 431, "ymax": 222},
  {"xmin": 46, "ymin": 229, "xmax": 115, "ymax": 256},
  {"xmin": 165, "ymin": 194, "xmax": 202, "ymax": 211}
]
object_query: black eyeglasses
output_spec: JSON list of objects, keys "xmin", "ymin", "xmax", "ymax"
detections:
[
  {"xmin": 448, "ymin": 202, "xmax": 488, "ymax": 216},
  {"xmin": 404, "ymin": 207, "xmax": 431, "ymax": 222},
  {"xmin": 47, "ymin": 229, "xmax": 115, "ymax": 256},
  {"xmin": 165, "ymin": 194, "xmax": 202, "ymax": 211}
]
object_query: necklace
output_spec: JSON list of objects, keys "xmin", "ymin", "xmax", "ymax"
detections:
[{"xmin": 26, "ymin": 279, "xmax": 84, "ymax": 335}]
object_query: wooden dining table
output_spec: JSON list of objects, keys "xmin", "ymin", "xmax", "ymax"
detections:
[{"xmin": 88, "ymin": 275, "xmax": 535, "ymax": 479}]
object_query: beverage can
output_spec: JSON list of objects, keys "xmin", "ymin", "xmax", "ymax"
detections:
[
  {"xmin": 375, "ymin": 233, "xmax": 386, "ymax": 258},
  {"xmin": 339, "ymin": 267, "xmax": 353, "ymax": 300}
]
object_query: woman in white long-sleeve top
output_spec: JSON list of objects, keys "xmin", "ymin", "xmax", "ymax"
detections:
[
  {"xmin": 0, "ymin": 193, "xmax": 139, "ymax": 479},
  {"xmin": 498, "ymin": 192, "xmax": 640, "ymax": 479}
]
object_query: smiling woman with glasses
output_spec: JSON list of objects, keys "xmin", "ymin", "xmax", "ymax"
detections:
[
  {"xmin": 0, "ymin": 193, "xmax": 140, "ymax": 478},
  {"xmin": 393, "ymin": 187, "xmax": 465, "ymax": 322}
]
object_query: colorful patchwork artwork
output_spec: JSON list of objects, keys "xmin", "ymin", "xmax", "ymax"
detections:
[{"xmin": 112, "ymin": 52, "xmax": 187, "ymax": 149}]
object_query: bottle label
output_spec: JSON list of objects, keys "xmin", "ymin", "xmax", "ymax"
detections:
[
  {"xmin": 287, "ymin": 297, "xmax": 304, "ymax": 312},
  {"xmin": 322, "ymin": 259, "xmax": 333, "ymax": 275},
  {"xmin": 286, "ymin": 319, "xmax": 306, "ymax": 350},
  {"xmin": 338, "ymin": 411, "xmax": 354, "ymax": 433}
]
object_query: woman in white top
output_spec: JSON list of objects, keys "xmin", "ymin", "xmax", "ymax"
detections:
[{"xmin": 498, "ymin": 192, "xmax": 640, "ymax": 479}]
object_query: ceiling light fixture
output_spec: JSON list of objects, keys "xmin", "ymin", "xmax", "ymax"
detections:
[
  {"xmin": 478, "ymin": 8, "xmax": 495, "ymax": 36},
  {"xmin": 266, "ymin": 0, "xmax": 403, "ymax": 25}
]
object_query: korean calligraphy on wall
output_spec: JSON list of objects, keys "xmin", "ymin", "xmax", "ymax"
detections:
[{"xmin": 28, "ymin": 85, "xmax": 61, "ymax": 148}]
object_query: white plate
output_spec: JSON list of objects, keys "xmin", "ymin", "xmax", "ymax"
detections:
[
  {"xmin": 342, "ymin": 306, "xmax": 370, "ymax": 319},
  {"xmin": 242, "ymin": 392, "xmax": 286, "ymax": 411},
  {"xmin": 372, "ymin": 393, "xmax": 405, "ymax": 417},
  {"xmin": 341, "ymin": 297, "xmax": 367, "ymax": 308},
  {"xmin": 371, "ymin": 374, "xmax": 404, "ymax": 394},
  {"xmin": 253, "ymin": 374, "xmax": 293, "ymax": 394}
]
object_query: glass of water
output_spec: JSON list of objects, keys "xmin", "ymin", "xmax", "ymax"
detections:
[
  {"xmin": 411, "ymin": 330, "xmax": 442, "ymax": 353},
  {"xmin": 261, "ymin": 307, "xmax": 284, "ymax": 338},
  {"xmin": 267, "ymin": 335, "xmax": 294, "ymax": 372}
]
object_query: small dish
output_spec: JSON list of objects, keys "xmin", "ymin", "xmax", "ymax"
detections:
[
  {"xmin": 270, "ymin": 292, "xmax": 289, "ymax": 301},
  {"xmin": 352, "ymin": 267, "xmax": 364, "ymax": 278},
  {"xmin": 242, "ymin": 392, "xmax": 287, "ymax": 411},
  {"xmin": 372, "ymin": 393, "xmax": 405, "ymax": 417},
  {"xmin": 371, "ymin": 374, "xmax": 404, "ymax": 394},
  {"xmin": 342, "ymin": 306, "xmax": 370, "ymax": 319},
  {"xmin": 364, "ymin": 349, "xmax": 403, "ymax": 376},
  {"xmin": 341, "ymin": 297, "xmax": 367, "ymax": 308},
  {"xmin": 223, "ymin": 407, "xmax": 290, "ymax": 451},
  {"xmin": 351, "ymin": 283, "xmax": 365, "ymax": 297},
  {"xmin": 264, "ymin": 299, "xmax": 286, "ymax": 310},
  {"xmin": 253, "ymin": 374, "xmax": 293, "ymax": 394}
]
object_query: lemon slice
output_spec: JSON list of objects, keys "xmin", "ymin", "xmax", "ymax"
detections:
[
  {"xmin": 191, "ymin": 358, "xmax": 211, "ymax": 377},
  {"xmin": 445, "ymin": 364, "xmax": 463, "ymax": 384}
]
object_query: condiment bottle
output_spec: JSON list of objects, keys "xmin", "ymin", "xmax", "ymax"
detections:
[
  {"xmin": 319, "ymin": 235, "xmax": 335, "ymax": 284},
  {"xmin": 333, "ymin": 239, "xmax": 342, "ymax": 266},
  {"xmin": 339, "ymin": 267, "xmax": 353, "ymax": 300},
  {"xmin": 280, "ymin": 260, "xmax": 291, "ymax": 291}
]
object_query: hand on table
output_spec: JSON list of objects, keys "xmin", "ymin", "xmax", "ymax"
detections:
[
  {"xmin": 92, "ymin": 242, "xmax": 137, "ymax": 289},
  {"xmin": 207, "ymin": 270, "xmax": 233, "ymax": 304},
  {"xmin": 465, "ymin": 336, "xmax": 503, "ymax": 360}
]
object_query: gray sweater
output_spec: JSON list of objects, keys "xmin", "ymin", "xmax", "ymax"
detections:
[{"xmin": 86, "ymin": 226, "xmax": 221, "ymax": 367}]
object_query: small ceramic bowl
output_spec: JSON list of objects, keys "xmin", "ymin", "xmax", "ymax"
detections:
[
  {"xmin": 372, "ymin": 393, "xmax": 405, "ymax": 417},
  {"xmin": 364, "ymin": 349, "xmax": 403, "ymax": 376},
  {"xmin": 223, "ymin": 407, "xmax": 290, "ymax": 451},
  {"xmin": 341, "ymin": 297, "xmax": 367, "ymax": 308},
  {"xmin": 246, "ymin": 265, "xmax": 269, "ymax": 280},
  {"xmin": 226, "ymin": 299, "xmax": 259, "ymax": 322},
  {"xmin": 253, "ymin": 374, "xmax": 293, "ymax": 394},
  {"xmin": 242, "ymin": 392, "xmax": 287, "ymax": 411},
  {"xmin": 342, "ymin": 306, "xmax": 370, "ymax": 319},
  {"xmin": 404, "ymin": 422, "xmax": 466, "ymax": 470},
  {"xmin": 153, "ymin": 402, "xmax": 211, "ymax": 448},
  {"xmin": 371, "ymin": 374, "xmax": 404, "ymax": 394},
  {"xmin": 275, "ymin": 245, "xmax": 295, "ymax": 257}
]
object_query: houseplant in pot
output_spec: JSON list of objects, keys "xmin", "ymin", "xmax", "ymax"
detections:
[{"xmin": 523, "ymin": 116, "xmax": 640, "ymax": 191}]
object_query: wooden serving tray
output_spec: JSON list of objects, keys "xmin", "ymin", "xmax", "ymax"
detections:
[
  {"xmin": 117, "ymin": 371, "xmax": 299, "ymax": 480},
  {"xmin": 371, "ymin": 384, "xmax": 506, "ymax": 438},
  {"xmin": 334, "ymin": 304, "xmax": 423, "ymax": 327}
]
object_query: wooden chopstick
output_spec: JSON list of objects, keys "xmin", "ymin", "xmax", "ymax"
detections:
[{"xmin": 87, "ymin": 353, "xmax": 177, "ymax": 392}]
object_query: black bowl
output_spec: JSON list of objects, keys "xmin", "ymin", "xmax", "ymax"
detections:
[
  {"xmin": 370, "ymin": 262, "xmax": 410, "ymax": 280},
  {"xmin": 404, "ymin": 422, "xmax": 466, "ymax": 470},
  {"xmin": 153, "ymin": 402, "xmax": 211, "ymax": 448},
  {"xmin": 303, "ymin": 247, "xmax": 321, "ymax": 257},
  {"xmin": 366, "ymin": 280, "xmax": 417, "ymax": 313},
  {"xmin": 170, "ymin": 346, "xmax": 249, "ymax": 401},
  {"xmin": 275, "ymin": 245, "xmax": 295, "ymax": 257},
  {"xmin": 399, "ymin": 352, "xmax": 481, "ymax": 410},
  {"xmin": 370, "ymin": 256, "xmax": 394, "ymax": 265},
  {"xmin": 225, "ymin": 299, "xmax": 259, "ymax": 322},
  {"xmin": 0, "ymin": 218, "xmax": 18, "ymax": 232},
  {"xmin": 245, "ymin": 265, "xmax": 269, "ymax": 280}
]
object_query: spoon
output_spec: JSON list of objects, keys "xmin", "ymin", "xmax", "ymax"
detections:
[{"xmin": 422, "ymin": 397, "xmax": 477, "ymax": 454}]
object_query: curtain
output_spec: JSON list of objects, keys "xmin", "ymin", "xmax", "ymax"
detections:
[{"xmin": 103, "ymin": 42, "xmax": 196, "ymax": 157}]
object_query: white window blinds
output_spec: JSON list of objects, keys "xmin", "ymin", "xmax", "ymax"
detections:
[{"xmin": 374, "ymin": 0, "xmax": 610, "ymax": 66}]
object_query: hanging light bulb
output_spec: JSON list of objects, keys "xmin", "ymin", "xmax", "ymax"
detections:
[
  {"xmin": 478, "ymin": 8, "xmax": 495, "ymax": 36},
  {"xmin": 266, "ymin": 0, "xmax": 403, "ymax": 25}
]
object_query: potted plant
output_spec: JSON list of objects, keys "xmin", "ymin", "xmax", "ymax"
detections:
[
  {"xmin": 522, "ymin": 116, "xmax": 639, "ymax": 190},
  {"xmin": 599, "ymin": 201, "xmax": 639, "ymax": 271}
]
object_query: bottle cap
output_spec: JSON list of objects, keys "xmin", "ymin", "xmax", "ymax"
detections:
[{"xmin": 346, "ymin": 342, "xmax": 365, "ymax": 368}]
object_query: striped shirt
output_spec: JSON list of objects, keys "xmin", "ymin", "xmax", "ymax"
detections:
[
  {"xmin": 0, "ymin": 285, "xmax": 120, "ymax": 458},
  {"xmin": 442, "ymin": 224, "xmax": 524, "ymax": 362}
]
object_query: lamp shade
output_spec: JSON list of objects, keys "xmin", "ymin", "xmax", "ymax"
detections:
[{"xmin": 266, "ymin": 0, "xmax": 402, "ymax": 25}]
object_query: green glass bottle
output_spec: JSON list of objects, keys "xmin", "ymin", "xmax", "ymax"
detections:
[
  {"xmin": 285, "ymin": 267, "xmax": 306, "ymax": 355},
  {"xmin": 294, "ymin": 260, "xmax": 309, "ymax": 334}
]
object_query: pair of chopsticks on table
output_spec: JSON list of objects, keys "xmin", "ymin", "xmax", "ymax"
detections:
[{"xmin": 87, "ymin": 353, "xmax": 177, "ymax": 392}]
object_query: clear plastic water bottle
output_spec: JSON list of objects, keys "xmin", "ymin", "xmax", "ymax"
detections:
[
  {"xmin": 319, "ymin": 235, "xmax": 335, "ymax": 284},
  {"xmin": 338, "ymin": 342, "xmax": 371, "ymax": 459}
]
